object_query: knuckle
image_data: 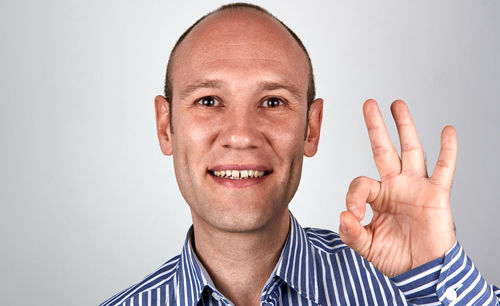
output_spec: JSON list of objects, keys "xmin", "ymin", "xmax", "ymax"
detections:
[
  {"xmin": 350, "ymin": 176, "xmax": 369, "ymax": 187},
  {"xmin": 372, "ymin": 145, "xmax": 391, "ymax": 157},
  {"xmin": 401, "ymin": 168, "xmax": 421, "ymax": 176},
  {"xmin": 400, "ymin": 143, "xmax": 421, "ymax": 153},
  {"xmin": 395, "ymin": 122, "xmax": 413, "ymax": 129},
  {"xmin": 427, "ymin": 177, "xmax": 449, "ymax": 192},
  {"xmin": 379, "ymin": 172, "xmax": 400, "ymax": 181},
  {"xmin": 435, "ymin": 159, "xmax": 450, "ymax": 168}
]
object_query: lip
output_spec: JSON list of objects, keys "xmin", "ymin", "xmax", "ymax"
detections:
[
  {"xmin": 209, "ymin": 164, "xmax": 271, "ymax": 172},
  {"xmin": 208, "ymin": 164, "xmax": 272, "ymax": 189}
]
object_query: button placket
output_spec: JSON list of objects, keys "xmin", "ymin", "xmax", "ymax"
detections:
[{"xmin": 445, "ymin": 287, "xmax": 458, "ymax": 301}]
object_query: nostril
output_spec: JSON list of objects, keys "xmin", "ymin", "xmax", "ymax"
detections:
[{"xmin": 217, "ymin": 124, "xmax": 262, "ymax": 150}]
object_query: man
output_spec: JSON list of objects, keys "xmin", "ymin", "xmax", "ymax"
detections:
[{"xmin": 101, "ymin": 3, "xmax": 499, "ymax": 305}]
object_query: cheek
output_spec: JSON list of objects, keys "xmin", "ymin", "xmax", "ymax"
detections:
[
  {"xmin": 267, "ymin": 117, "xmax": 306, "ymax": 158},
  {"xmin": 171, "ymin": 116, "xmax": 217, "ymax": 199},
  {"xmin": 171, "ymin": 115, "xmax": 216, "ymax": 165}
]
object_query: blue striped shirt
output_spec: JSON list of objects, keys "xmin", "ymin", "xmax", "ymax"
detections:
[{"xmin": 101, "ymin": 213, "xmax": 500, "ymax": 305}]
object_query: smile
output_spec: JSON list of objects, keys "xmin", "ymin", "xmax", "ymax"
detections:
[{"xmin": 210, "ymin": 169, "xmax": 268, "ymax": 180}]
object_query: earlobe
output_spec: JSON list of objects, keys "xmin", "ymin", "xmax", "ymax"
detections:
[
  {"xmin": 304, "ymin": 98, "xmax": 323, "ymax": 157},
  {"xmin": 155, "ymin": 95, "xmax": 173, "ymax": 156}
]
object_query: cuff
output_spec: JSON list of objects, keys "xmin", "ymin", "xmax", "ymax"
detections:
[
  {"xmin": 391, "ymin": 250, "xmax": 443, "ymax": 303},
  {"xmin": 392, "ymin": 241, "xmax": 497, "ymax": 305}
]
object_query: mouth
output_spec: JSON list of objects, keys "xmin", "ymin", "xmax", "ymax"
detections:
[{"xmin": 209, "ymin": 169, "xmax": 270, "ymax": 180}]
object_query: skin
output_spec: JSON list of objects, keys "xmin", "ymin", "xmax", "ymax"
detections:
[
  {"xmin": 339, "ymin": 100, "xmax": 457, "ymax": 277},
  {"xmin": 155, "ymin": 9, "xmax": 323, "ymax": 304},
  {"xmin": 155, "ymin": 7, "xmax": 458, "ymax": 305}
]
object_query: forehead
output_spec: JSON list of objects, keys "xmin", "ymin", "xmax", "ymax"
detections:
[{"xmin": 170, "ymin": 9, "xmax": 309, "ymax": 97}]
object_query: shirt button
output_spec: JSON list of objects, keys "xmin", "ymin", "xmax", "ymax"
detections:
[
  {"xmin": 212, "ymin": 292, "xmax": 222, "ymax": 301},
  {"xmin": 445, "ymin": 287, "xmax": 458, "ymax": 301}
]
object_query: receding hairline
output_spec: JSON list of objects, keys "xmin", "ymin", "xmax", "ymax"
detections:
[
  {"xmin": 164, "ymin": 3, "xmax": 315, "ymax": 106},
  {"xmin": 168, "ymin": 3, "xmax": 303, "ymax": 70},
  {"xmin": 171, "ymin": 4, "xmax": 278, "ymax": 59}
]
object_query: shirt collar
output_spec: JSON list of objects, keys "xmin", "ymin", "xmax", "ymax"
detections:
[
  {"xmin": 177, "ymin": 212, "xmax": 319, "ymax": 305},
  {"xmin": 274, "ymin": 212, "xmax": 319, "ymax": 303},
  {"xmin": 177, "ymin": 227, "xmax": 212, "ymax": 306}
]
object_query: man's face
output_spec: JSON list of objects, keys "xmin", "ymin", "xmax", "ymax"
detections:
[{"xmin": 156, "ymin": 10, "xmax": 323, "ymax": 233}]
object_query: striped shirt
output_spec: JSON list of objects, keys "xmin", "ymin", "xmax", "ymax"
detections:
[{"xmin": 100, "ymin": 213, "xmax": 500, "ymax": 305}]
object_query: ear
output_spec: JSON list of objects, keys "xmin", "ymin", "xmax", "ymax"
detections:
[
  {"xmin": 155, "ymin": 95, "xmax": 173, "ymax": 156},
  {"xmin": 304, "ymin": 98, "xmax": 323, "ymax": 157}
]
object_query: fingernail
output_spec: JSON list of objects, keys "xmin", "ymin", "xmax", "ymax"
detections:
[{"xmin": 348, "ymin": 206, "xmax": 360, "ymax": 218}]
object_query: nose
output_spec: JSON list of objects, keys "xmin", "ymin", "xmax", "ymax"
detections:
[{"xmin": 218, "ymin": 107, "xmax": 263, "ymax": 150}]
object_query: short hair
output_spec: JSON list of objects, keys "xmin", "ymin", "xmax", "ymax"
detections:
[{"xmin": 163, "ymin": 3, "xmax": 315, "ymax": 112}]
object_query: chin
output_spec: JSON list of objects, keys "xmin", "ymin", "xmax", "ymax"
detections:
[{"xmin": 192, "ymin": 200, "xmax": 288, "ymax": 234}]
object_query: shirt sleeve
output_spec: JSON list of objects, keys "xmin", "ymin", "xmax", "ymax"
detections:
[{"xmin": 390, "ymin": 241, "xmax": 500, "ymax": 305}]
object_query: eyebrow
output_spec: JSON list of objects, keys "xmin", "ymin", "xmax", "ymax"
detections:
[
  {"xmin": 178, "ymin": 79, "xmax": 224, "ymax": 100},
  {"xmin": 257, "ymin": 80, "xmax": 304, "ymax": 102},
  {"xmin": 178, "ymin": 78, "xmax": 304, "ymax": 102}
]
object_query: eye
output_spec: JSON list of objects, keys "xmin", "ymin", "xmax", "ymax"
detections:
[
  {"xmin": 261, "ymin": 97, "xmax": 284, "ymax": 108},
  {"xmin": 197, "ymin": 96, "xmax": 220, "ymax": 107}
]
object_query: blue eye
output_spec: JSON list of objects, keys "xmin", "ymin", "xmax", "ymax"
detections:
[
  {"xmin": 197, "ymin": 96, "xmax": 220, "ymax": 107},
  {"xmin": 262, "ymin": 97, "xmax": 284, "ymax": 108}
]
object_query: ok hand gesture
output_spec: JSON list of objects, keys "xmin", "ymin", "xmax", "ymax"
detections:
[{"xmin": 339, "ymin": 99, "xmax": 457, "ymax": 277}]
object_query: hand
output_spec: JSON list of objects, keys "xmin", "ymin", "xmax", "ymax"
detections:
[{"xmin": 339, "ymin": 99, "xmax": 457, "ymax": 277}]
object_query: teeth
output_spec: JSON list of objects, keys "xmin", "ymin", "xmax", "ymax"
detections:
[{"xmin": 212, "ymin": 169, "xmax": 266, "ymax": 179}]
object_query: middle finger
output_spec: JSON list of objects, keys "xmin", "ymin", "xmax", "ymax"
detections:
[{"xmin": 363, "ymin": 99, "xmax": 401, "ymax": 179}]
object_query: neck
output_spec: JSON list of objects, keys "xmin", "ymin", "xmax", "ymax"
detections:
[{"xmin": 191, "ymin": 211, "xmax": 290, "ymax": 306}]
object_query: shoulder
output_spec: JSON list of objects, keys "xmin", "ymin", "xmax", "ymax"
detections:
[
  {"xmin": 303, "ymin": 226, "xmax": 349, "ymax": 254},
  {"xmin": 99, "ymin": 254, "xmax": 180, "ymax": 306},
  {"xmin": 303, "ymin": 227, "xmax": 382, "ymax": 277}
]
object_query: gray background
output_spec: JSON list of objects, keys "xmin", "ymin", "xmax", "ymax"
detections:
[{"xmin": 1, "ymin": 0, "xmax": 499, "ymax": 305}]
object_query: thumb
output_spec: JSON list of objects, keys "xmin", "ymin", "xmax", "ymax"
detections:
[{"xmin": 339, "ymin": 211, "xmax": 371, "ymax": 258}]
